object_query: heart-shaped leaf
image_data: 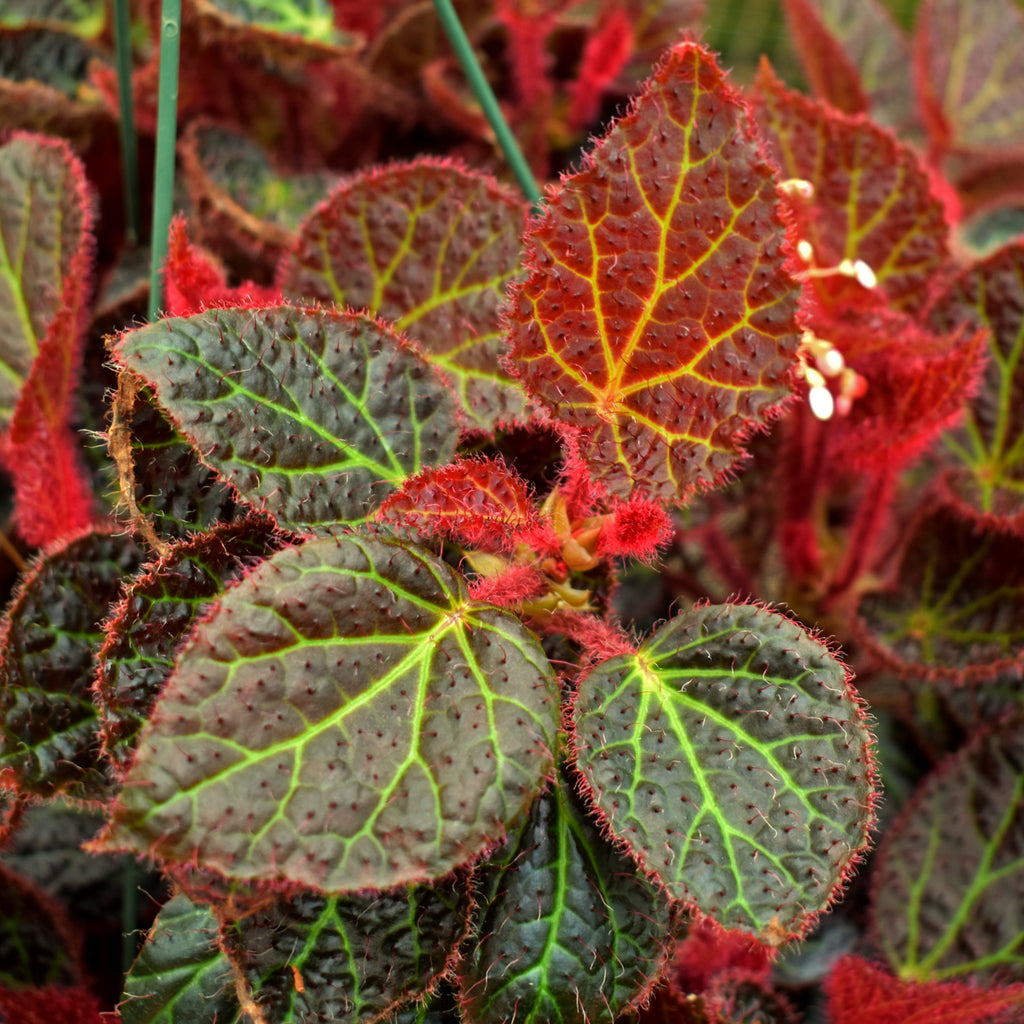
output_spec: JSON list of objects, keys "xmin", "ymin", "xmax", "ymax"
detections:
[
  {"xmin": 458, "ymin": 779, "xmax": 672, "ymax": 1024},
  {"xmin": 280, "ymin": 161, "xmax": 528, "ymax": 429},
  {"xmin": 94, "ymin": 531, "xmax": 559, "ymax": 892},
  {"xmin": 112, "ymin": 305, "xmax": 460, "ymax": 533},
  {"xmin": 505, "ymin": 41, "xmax": 801, "ymax": 503},
  {"xmin": 572, "ymin": 602, "xmax": 877, "ymax": 941}
]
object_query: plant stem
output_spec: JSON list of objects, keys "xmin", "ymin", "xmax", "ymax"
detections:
[
  {"xmin": 431, "ymin": 0, "xmax": 543, "ymax": 207},
  {"xmin": 148, "ymin": 0, "xmax": 182, "ymax": 321},
  {"xmin": 113, "ymin": 0, "xmax": 140, "ymax": 244}
]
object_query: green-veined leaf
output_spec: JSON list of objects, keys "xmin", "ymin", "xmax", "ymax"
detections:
[
  {"xmin": 281, "ymin": 161, "xmax": 528, "ymax": 430},
  {"xmin": 112, "ymin": 305, "xmax": 460, "ymax": 533},
  {"xmin": 572, "ymin": 603, "xmax": 876, "ymax": 941},
  {"xmin": 870, "ymin": 716, "xmax": 1024, "ymax": 982},
  {"xmin": 93, "ymin": 531, "xmax": 559, "ymax": 892}
]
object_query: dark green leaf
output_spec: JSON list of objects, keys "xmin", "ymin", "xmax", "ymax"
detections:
[
  {"xmin": 121, "ymin": 893, "xmax": 240, "ymax": 1024},
  {"xmin": 112, "ymin": 306, "xmax": 460, "ymax": 533},
  {"xmin": 0, "ymin": 529, "xmax": 145, "ymax": 799},
  {"xmin": 95, "ymin": 532, "xmax": 559, "ymax": 892},
  {"xmin": 573, "ymin": 603, "xmax": 876, "ymax": 941},
  {"xmin": 459, "ymin": 780, "xmax": 672, "ymax": 1024},
  {"xmin": 222, "ymin": 877, "xmax": 469, "ymax": 1024},
  {"xmin": 870, "ymin": 716, "xmax": 1024, "ymax": 981}
]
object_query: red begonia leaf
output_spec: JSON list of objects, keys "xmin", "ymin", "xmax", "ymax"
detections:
[
  {"xmin": 752, "ymin": 62, "xmax": 949, "ymax": 316},
  {"xmin": 567, "ymin": 6, "xmax": 635, "ymax": 131},
  {"xmin": 868, "ymin": 717, "xmax": 1024, "ymax": 982},
  {"xmin": 854, "ymin": 505, "xmax": 1024, "ymax": 684},
  {"xmin": 781, "ymin": 0, "xmax": 921, "ymax": 136},
  {"xmin": 506, "ymin": 41, "xmax": 802, "ymax": 504},
  {"xmin": 377, "ymin": 456, "xmax": 539, "ymax": 552},
  {"xmin": 0, "ymin": 133, "xmax": 96, "ymax": 547},
  {"xmin": 928, "ymin": 240, "xmax": 1024, "ymax": 536},
  {"xmin": 597, "ymin": 494, "xmax": 674, "ymax": 561},
  {"xmin": 825, "ymin": 955, "xmax": 1024, "ymax": 1024},
  {"xmin": 280, "ymin": 160, "xmax": 528, "ymax": 429},
  {"xmin": 813, "ymin": 303, "xmax": 988, "ymax": 471},
  {"xmin": 163, "ymin": 213, "xmax": 282, "ymax": 316},
  {"xmin": 913, "ymin": 0, "xmax": 1024, "ymax": 160},
  {"xmin": 0, "ymin": 984, "xmax": 106, "ymax": 1024}
]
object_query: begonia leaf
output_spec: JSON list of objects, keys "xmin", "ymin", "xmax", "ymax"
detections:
[
  {"xmin": 855, "ymin": 506, "xmax": 1024, "ymax": 684},
  {"xmin": 572, "ymin": 602, "xmax": 876, "ymax": 941},
  {"xmin": 95, "ymin": 518, "xmax": 286, "ymax": 775},
  {"xmin": 0, "ymin": 132, "xmax": 96, "ymax": 546},
  {"xmin": 752, "ymin": 62, "xmax": 949, "ymax": 315},
  {"xmin": 781, "ymin": 0, "xmax": 920, "ymax": 135},
  {"xmin": 93, "ymin": 532, "xmax": 559, "ymax": 893},
  {"xmin": 825, "ymin": 955, "xmax": 1024, "ymax": 1024},
  {"xmin": 112, "ymin": 305, "xmax": 460, "ymax": 533},
  {"xmin": 929, "ymin": 241, "xmax": 1024, "ymax": 535},
  {"xmin": 221, "ymin": 877, "xmax": 469, "ymax": 1024},
  {"xmin": 913, "ymin": 0, "xmax": 1024, "ymax": 158},
  {"xmin": 280, "ymin": 161, "xmax": 528, "ymax": 429},
  {"xmin": 377, "ymin": 456, "xmax": 539, "ymax": 552},
  {"xmin": 120, "ymin": 893, "xmax": 240, "ymax": 1024},
  {"xmin": 458, "ymin": 780, "xmax": 672, "ymax": 1024},
  {"xmin": 869, "ymin": 717, "xmax": 1024, "ymax": 982},
  {"xmin": 0, "ymin": 529, "xmax": 145, "ymax": 800},
  {"xmin": 506, "ymin": 41, "xmax": 801, "ymax": 503}
]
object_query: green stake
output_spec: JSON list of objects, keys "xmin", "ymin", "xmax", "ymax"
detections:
[
  {"xmin": 148, "ymin": 0, "xmax": 182, "ymax": 321},
  {"xmin": 431, "ymin": 0, "xmax": 543, "ymax": 208}
]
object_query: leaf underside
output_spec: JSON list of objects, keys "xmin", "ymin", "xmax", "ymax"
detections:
[
  {"xmin": 870, "ymin": 717, "xmax": 1024, "ymax": 982},
  {"xmin": 505, "ymin": 41, "xmax": 801, "ymax": 503},
  {"xmin": 280, "ymin": 161, "xmax": 528, "ymax": 430},
  {"xmin": 113, "ymin": 305, "xmax": 460, "ymax": 533},
  {"xmin": 573, "ymin": 603, "xmax": 876, "ymax": 941},
  {"xmin": 95, "ymin": 531, "xmax": 559, "ymax": 893}
]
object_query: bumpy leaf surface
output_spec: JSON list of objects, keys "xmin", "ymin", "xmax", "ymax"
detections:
[
  {"xmin": 753, "ymin": 62, "xmax": 948, "ymax": 315},
  {"xmin": 459, "ymin": 781, "xmax": 672, "ymax": 1024},
  {"xmin": 377, "ymin": 457, "xmax": 539, "ymax": 552},
  {"xmin": 505, "ymin": 41, "xmax": 801, "ymax": 503},
  {"xmin": 855, "ymin": 506, "xmax": 1024, "ymax": 683},
  {"xmin": 196, "ymin": 0, "xmax": 350, "ymax": 46},
  {"xmin": 95, "ymin": 518, "xmax": 286, "ymax": 774},
  {"xmin": 112, "ymin": 305, "xmax": 460, "ymax": 532},
  {"xmin": 280, "ymin": 162, "xmax": 528, "ymax": 429},
  {"xmin": 121, "ymin": 893, "xmax": 240, "ymax": 1024},
  {"xmin": 929, "ymin": 241, "xmax": 1024, "ymax": 534},
  {"xmin": 222, "ymin": 877, "xmax": 468, "ymax": 1024},
  {"xmin": 0, "ymin": 529, "xmax": 145, "ymax": 799},
  {"xmin": 870, "ymin": 717, "xmax": 1024, "ymax": 982},
  {"xmin": 573, "ymin": 603, "xmax": 876, "ymax": 940},
  {"xmin": 95, "ymin": 532, "xmax": 559, "ymax": 892},
  {"xmin": 914, "ymin": 0, "xmax": 1024, "ymax": 156}
]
